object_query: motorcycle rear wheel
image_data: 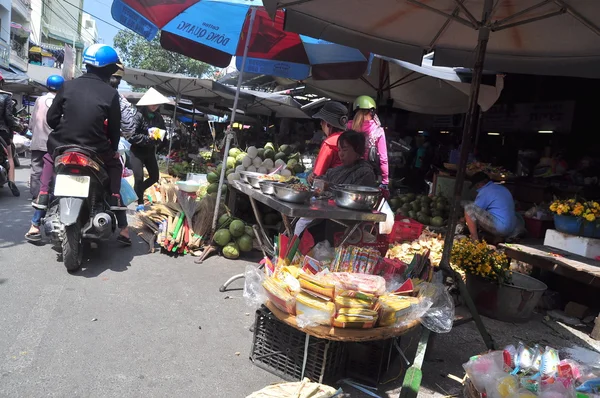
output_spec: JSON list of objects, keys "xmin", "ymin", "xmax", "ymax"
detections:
[{"xmin": 62, "ymin": 223, "xmax": 83, "ymax": 272}]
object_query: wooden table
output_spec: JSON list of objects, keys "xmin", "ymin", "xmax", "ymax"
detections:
[{"xmin": 500, "ymin": 243, "xmax": 600, "ymax": 288}]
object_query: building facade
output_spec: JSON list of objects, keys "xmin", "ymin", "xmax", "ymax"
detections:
[
  {"xmin": 81, "ymin": 13, "xmax": 98, "ymax": 49},
  {"xmin": 10, "ymin": 0, "xmax": 32, "ymax": 72}
]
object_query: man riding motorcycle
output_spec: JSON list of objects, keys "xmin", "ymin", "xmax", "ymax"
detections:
[{"xmin": 34, "ymin": 44, "xmax": 129, "ymax": 242}]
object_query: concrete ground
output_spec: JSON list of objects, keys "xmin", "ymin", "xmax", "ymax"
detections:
[{"xmin": 1, "ymin": 159, "xmax": 599, "ymax": 397}]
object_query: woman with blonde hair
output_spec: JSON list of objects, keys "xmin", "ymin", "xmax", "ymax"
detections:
[{"xmin": 348, "ymin": 95, "xmax": 389, "ymax": 191}]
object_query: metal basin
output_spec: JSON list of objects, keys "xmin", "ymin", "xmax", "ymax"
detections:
[
  {"xmin": 331, "ymin": 185, "xmax": 381, "ymax": 211},
  {"xmin": 258, "ymin": 180, "xmax": 277, "ymax": 195},
  {"xmin": 272, "ymin": 182, "xmax": 312, "ymax": 204},
  {"xmin": 246, "ymin": 174, "xmax": 267, "ymax": 189},
  {"xmin": 239, "ymin": 171, "xmax": 265, "ymax": 184}
]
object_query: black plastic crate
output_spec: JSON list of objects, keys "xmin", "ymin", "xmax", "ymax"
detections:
[
  {"xmin": 250, "ymin": 306, "xmax": 345, "ymax": 383},
  {"xmin": 345, "ymin": 338, "xmax": 398, "ymax": 386}
]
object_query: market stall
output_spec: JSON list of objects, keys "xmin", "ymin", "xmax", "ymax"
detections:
[{"xmin": 244, "ymin": 232, "xmax": 453, "ymax": 389}]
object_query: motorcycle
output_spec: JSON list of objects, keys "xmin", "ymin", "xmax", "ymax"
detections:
[
  {"xmin": 0, "ymin": 136, "xmax": 10, "ymax": 188},
  {"xmin": 43, "ymin": 146, "xmax": 117, "ymax": 272}
]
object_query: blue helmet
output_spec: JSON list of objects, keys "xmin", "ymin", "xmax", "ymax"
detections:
[
  {"xmin": 82, "ymin": 44, "xmax": 119, "ymax": 67},
  {"xmin": 46, "ymin": 75, "xmax": 64, "ymax": 91}
]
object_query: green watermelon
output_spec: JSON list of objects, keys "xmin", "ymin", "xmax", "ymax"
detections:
[
  {"xmin": 236, "ymin": 235, "xmax": 253, "ymax": 252},
  {"xmin": 264, "ymin": 149, "xmax": 275, "ymax": 160},
  {"xmin": 207, "ymin": 172, "xmax": 219, "ymax": 184},
  {"xmin": 229, "ymin": 220, "xmax": 245, "ymax": 238},
  {"xmin": 223, "ymin": 242, "xmax": 240, "ymax": 259},
  {"xmin": 207, "ymin": 183, "xmax": 219, "ymax": 194},
  {"xmin": 431, "ymin": 216, "xmax": 445, "ymax": 227},
  {"xmin": 214, "ymin": 229, "xmax": 231, "ymax": 246}
]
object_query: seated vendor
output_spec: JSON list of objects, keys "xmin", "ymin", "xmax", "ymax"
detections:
[
  {"xmin": 294, "ymin": 130, "xmax": 377, "ymax": 240},
  {"xmin": 464, "ymin": 172, "xmax": 517, "ymax": 242}
]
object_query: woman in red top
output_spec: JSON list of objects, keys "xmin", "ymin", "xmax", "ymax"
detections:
[{"xmin": 307, "ymin": 101, "xmax": 349, "ymax": 185}]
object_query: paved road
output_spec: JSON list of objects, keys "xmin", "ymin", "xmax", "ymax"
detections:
[{"xmin": 0, "ymin": 160, "xmax": 280, "ymax": 397}]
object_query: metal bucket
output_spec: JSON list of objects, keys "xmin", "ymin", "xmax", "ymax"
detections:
[{"xmin": 465, "ymin": 272, "xmax": 547, "ymax": 323}]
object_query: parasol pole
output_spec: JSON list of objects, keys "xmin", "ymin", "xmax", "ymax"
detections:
[
  {"xmin": 439, "ymin": 0, "xmax": 496, "ymax": 350},
  {"xmin": 211, "ymin": 6, "xmax": 258, "ymax": 232},
  {"xmin": 166, "ymin": 79, "xmax": 182, "ymax": 172}
]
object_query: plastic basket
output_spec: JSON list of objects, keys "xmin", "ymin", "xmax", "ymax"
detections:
[
  {"xmin": 388, "ymin": 216, "xmax": 423, "ymax": 243},
  {"xmin": 250, "ymin": 306, "xmax": 346, "ymax": 383},
  {"xmin": 345, "ymin": 339, "xmax": 397, "ymax": 386},
  {"xmin": 554, "ymin": 214, "xmax": 600, "ymax": 238}
]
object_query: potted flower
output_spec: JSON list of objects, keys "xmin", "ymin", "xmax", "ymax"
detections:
[
  {"xmin": 549, "ymin": 199, "xmax": 600, "ymax": 238},
  {"xmin": 451, "ymin": 239, "xmax": 546, "ymax": 323}
]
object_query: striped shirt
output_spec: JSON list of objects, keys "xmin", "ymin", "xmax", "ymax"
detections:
[{"xmin": 118, "ymin": 93, "xmax": 136, "ymax": 138}]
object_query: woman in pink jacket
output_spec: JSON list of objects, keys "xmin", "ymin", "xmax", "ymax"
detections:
[{"xmin": 348, "ymin": 95, "xmax": 389, "ymax": 190}]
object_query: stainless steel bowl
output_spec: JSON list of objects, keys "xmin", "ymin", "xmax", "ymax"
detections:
[
  {"xmin": 246, "ymin": 174, "xmax": 267, "ymax": 189},
  {"xmin": 258, "ymin": 180, "xmax": 277, "ymax": 195},
  {"xmin": 272, "ymin": 182, "xmax": 312, "ymax": 203},
  {"xmin": 239, "ymin": 171, "xmax": 265, "ymax": 184},
  {"xmin": 331, "ymin": 185, "xmax": 381, "ymax": 210}
]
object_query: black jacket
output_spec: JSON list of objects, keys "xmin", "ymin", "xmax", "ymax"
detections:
[
  {"xmin": 129, "ymin": 108, "xmax": 166, "ymax": 148},
  {"xmin": 46, "ymin": 73, "xmax": 121, "ymax": 155},
  {"xmin": 0, "ymin": 92, "xmax": 19, "ymax": 136}
]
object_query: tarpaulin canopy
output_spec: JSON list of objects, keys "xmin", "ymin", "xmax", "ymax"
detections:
[
  {"xmin": 276, "ymin": 55, "xmax": 504, "ymax": 114},
  {"xmin": 122, "ymin": 67, "xmax": 309, "ymax": 118}
]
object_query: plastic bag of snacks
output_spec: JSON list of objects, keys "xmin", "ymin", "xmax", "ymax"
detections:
[
  {"xmin": 295, "ymin": 292, "xmax": 335, "ymax": 328},
  {"xmin": 329, "ymin": 272, "xmax": 386, "ymax": 296},
  {"xmin": 333, "ymin": 308, "xmax": 378, "ymax": 329},
  {"xmin": 463, "ymin": 351, "xmax": 507, "ymax": 393},
  {"xmin": 262, "ymin": 277, "xmax": 296, "ymax": 315}
]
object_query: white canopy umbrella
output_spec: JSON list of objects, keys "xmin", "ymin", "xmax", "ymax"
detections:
[
  {"xmin": 264, "ymin": 0, "xmax": 600, "ymax": 78},
  {"xmin": 276, "ymin": 55, "xmax": 504, "ymax": 114},
  {"xmin": 263, "ymin": 0, "xmax": 600, "ymax": 352}
]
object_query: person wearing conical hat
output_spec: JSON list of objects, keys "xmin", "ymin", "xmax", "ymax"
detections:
[{"xmin": 128, "ymin": 87, "xmax": 168, "ymax": 212}]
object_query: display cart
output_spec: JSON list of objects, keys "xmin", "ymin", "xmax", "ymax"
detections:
[{"xmin": 217, "ymin": 180, "xmax": 386, "ymax": 292}]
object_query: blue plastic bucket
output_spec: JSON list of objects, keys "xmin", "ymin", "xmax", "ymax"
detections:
[{"xmin": 554, "ymin": 215, "xmax": 600, "ymax": 238}]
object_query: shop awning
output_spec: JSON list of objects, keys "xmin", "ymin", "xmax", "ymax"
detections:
[
  {"xmin": 47, "ymin": 33, "xmax": 84, "ymax": 49},
  {"xmin": 29, "ymin": 46, "xmax": 54, "ymax": 57},
  {"xmin": 0, "ymin": 67, "xmax": 47, "ymax": 94}
]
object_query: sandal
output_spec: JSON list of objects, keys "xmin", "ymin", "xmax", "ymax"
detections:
[
  {"xmin": 117, "ymin": 234, "xmax": 132, "ymax": 246},
  {"xmin": 25, "ymin": 231, "xmax": 42, "ymax": 242}
]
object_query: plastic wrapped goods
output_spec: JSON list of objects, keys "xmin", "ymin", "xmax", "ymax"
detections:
[
  {"xmin": 263, "ymin": 277, "xmax": 296, "ymax": 315},
  {"xmin": 329, "ymin": 272, "xmax": 386, "ymax": 296},
  {"xmin": 375, "ymin": 295, "xmax": 420, "ymax": 327},
  {"xmin": 333, "ymin": 308, "xmax": 378, "ymax": 329},
  {"xmin": 298, "ymin": 273, "xmax": 335, "ymax": 299},
  {"xmin": 295, "ymin": 292, "xmax": 335, "ymax": 327}
]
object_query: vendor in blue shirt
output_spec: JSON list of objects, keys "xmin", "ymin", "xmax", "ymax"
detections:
[{"xmin": 464, "ymin": 172, "xmax": 517, "ymax": 241}]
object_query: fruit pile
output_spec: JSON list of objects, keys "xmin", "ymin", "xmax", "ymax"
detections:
[
  {"xmin": 212, "ymin": 143, "xmax": 306, "ymax": 185},
  {"xmin": 390, "ymin": 193, "xmax": 449, "ymax": 227},
  {"xmin": 213, "ymin": 214, "xmax": 257, "ymax": 259}
]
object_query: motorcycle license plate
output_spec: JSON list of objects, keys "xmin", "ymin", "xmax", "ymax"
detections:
[{"xmin": 54, "ymin": 174, "xmax": 90, "ymax": 198}]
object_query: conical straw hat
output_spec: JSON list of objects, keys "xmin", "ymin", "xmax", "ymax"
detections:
[{"xmin": 137, "ymin": 87, "xmax": 173, "ymax": 106}]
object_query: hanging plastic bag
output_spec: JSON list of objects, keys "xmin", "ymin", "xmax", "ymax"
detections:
[
  {"xmin": 420, "ymin": 282, "xmax": 455, "ymax": 333},
  {"xmin": 243, "ymin": 265, "xmax": 267, "ymax": 309},
  {"xmin": 118, "ymin": 137, "xmax": 131, "ymax": 154},
  {"xmin": 120, "ymin": 178, "xmax": 138, "ymax": 206},
  {"xmin": 379, "ymin": 199, "xmax": 395, "ymax": 235}
]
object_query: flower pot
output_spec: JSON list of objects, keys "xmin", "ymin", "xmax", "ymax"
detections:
[
  {"xmin": 465, "ymin": 273, "xmax": 547, "ymax": 323},
  {"xmin": 554, "ymin": 215, "xmax": 600, "ymax": 238}
]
